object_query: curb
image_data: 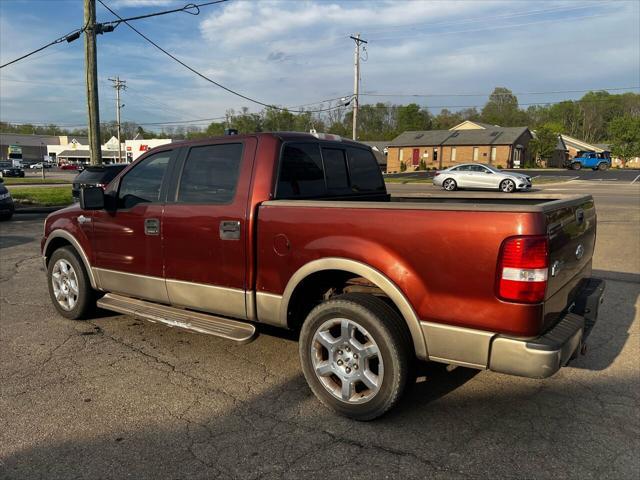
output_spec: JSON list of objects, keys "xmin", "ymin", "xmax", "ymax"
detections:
[{"xmin": 14, "ymin": 206, "xmax": 68, "ymax": 214}]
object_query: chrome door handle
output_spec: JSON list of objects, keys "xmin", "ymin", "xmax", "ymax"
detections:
[
  {"xmin": 77, "ymin": 215, "xmax": 91, "ymax": 224},
  {"xmin": 145, "ymin": 218, "xmax": 160, "ymax": 236},
  {"xmin": 219, "ymin": 220, "xmax": 241, "ymax": 240}
]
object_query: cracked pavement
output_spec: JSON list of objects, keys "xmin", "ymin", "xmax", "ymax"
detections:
[{"xmin": 1, "ymin": 181, "xmax": 639, "ymax": 479}]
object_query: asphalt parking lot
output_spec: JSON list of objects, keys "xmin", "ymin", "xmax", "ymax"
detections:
[{"xmin": 1, "ymin": 181, "xmax": 638, "ymax": 479}]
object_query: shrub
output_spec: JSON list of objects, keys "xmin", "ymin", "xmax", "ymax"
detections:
[
  {"xmin": 400, "ymin": 161, "xmax": 407, "ymax": 172},
  {"xmin": 418, "ymin": 159, "xmax": 427, "ymax": 170}
]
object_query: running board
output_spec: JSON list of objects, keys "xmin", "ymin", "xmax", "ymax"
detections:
[{"xmin": 97, "ymin": 293, "xmax": 256, "ymax": 344}]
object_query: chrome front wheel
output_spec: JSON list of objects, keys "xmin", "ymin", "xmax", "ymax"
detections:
[
  {"xmin": 500, "ymin": 179, "xmax": 515, "ymax": 193},
  {"xmin": 51, "ymin": 259, "xmax": 79, "ymax": 311},
  {"xmin": 47, "ymin": 246, "xmax": 96, "ymax": 320},
  {"xmin": 311, "ymin": 317, "xmax": 383, "ymax": 404}
]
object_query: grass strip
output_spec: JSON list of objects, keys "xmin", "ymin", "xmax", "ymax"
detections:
[
  {"xmin": 2, "ymin": 177, "xmax": 71, "ymax": 185},
  {"xmin": 8, "ymin": 186, "xmax": 73, "ymax": 206}
]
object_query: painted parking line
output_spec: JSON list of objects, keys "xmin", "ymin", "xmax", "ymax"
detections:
[{"xmin": 631, "ymin": 174, "xmax": 640, "ymax": 184}]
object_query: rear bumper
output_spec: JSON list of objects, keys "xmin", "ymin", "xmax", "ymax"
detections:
[{"xmin": 489, "ymin": 278, "xmax": 605, "ymax": 378}]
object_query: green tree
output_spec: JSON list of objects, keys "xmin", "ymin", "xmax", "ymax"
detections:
[
  {"xmin": 608, "ymin": 115, "xmax": 640, "ymax": 167},
  {"xmin": 530, "ymin": 124, "xmax": 561, "ymax": 164},
  {"xmin": 396, "ymin": 103, "xmax": 431, "ymax": 132},
  {"xmin": 481, "ymin": 87, "xmax": 528, "ymax": 126}
]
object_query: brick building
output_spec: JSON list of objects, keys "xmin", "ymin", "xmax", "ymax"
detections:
[{"xmin": 386, "ymin": 121, "xmax": 533, "ymax": 173}]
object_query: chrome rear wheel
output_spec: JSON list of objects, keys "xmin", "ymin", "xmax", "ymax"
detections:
[
  {"xmin": 443, "ymin": 178, "xmax": 457, "ymax": 191},
  {"xmin": 311, "ymin": 317, "xmax": 383, "ymax": 404}
]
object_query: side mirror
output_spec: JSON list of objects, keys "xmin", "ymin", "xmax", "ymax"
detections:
[
  {"xmin": 80, "ymin": 186, "xmax": 105, "ymax": 210},
  {"xmin": 485, "ymin": 170, "xmax": 492, "ymax": 174}
]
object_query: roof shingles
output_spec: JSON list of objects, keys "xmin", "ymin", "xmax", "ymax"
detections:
[{"xmin": 390, "ymin": 127, "xmax": 531, "ymax": 147}]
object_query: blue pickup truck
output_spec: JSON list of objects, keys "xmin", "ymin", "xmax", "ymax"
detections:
[{"xmin": 566, "ymin": 151, "xmax": 611, "ymax": 171}]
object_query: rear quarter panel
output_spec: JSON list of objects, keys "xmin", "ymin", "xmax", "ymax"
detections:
[{"xmin": 256, "ymin": 204, "xmax": 546, "ymax": 337}]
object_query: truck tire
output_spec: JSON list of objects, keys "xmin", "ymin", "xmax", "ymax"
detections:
[
  {"xmin": 47, "ymin": 246, "xmax": 96, "ymax": 320},
  {"xmin": 571, "ymin": 162, "xmax": 582, "ymax": 170},
  {"xmin": 442, "ymin": 178, "xmax": 457, "ymax": 191},
  {"xmin": 299, "ymin": 293, "xmax": 412, "ymax": 421},
  {"xmin": 598, "ymin": 162, "xmax": 609, "ymax": 171}
]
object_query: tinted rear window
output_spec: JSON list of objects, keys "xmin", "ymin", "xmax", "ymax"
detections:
[
  {"xmin": 76, "ymin": 166, "xmax": 125, "ymax": 183},
  {"xmin": 322, "ymin": 148, "xmax": 349, "ymax": 192},
  {"xmin": 346, "ymin": 147, "xmax": 384, "ymax": 193},
  {"xmin": 277, "ymin": 143, "xmax": 326, "ymax": 198}
]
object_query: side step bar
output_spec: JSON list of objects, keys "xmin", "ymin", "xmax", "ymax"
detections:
[{"xmin": 97, "ymin": 293, "xmax": 257, "ymax": 344}]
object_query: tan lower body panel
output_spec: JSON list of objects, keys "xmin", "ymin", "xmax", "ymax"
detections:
[
  {"xmin": 94, "ymin": 268, "xmax": 169, "ymax": 304},
  {"xmin": 166, "ymin": 279, "xmax": 247, "ymax": 320},
  {"xmin": 97, "ymin": 293, "xmax": 256, "ymax": 344},
  {"xmin": 421, "ymin": 321, "xmax": 496, "ymax": 369}
]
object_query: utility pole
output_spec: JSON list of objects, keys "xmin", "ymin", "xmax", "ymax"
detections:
[
  {"xmin": 350, "ymin": 33, "xmax": 367, "ymax": 141},
  {"xmin": 109, "ymin": 76, "xmax": 126, "ymax": 163},
  {"xmin": 84, "ymin": 0, "xmax": 102, "ymax": 165}
]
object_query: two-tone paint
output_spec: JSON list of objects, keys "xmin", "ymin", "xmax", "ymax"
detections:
[{"xmin": 42, "ymin": 132, "xmax": 597, "ymax": 372}]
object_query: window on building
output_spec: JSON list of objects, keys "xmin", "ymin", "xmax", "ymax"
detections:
[
  {"xmin": 177, "ymin": 143, "xmax": 243, "ymax": 204},
  {"xmin": 451, "ymin": 147, "xmax": 457, "ymax": 162},
  {"xmin": 277, "ymin": 143, "xmax": 326, "ymax": 198},
  {"xmin": 321, "ymin": 148, "xmax": 349, "ymax": 192},
  {"xmin": 433, "ymin": 149, "xmax": 438, "ymax": 162},
  {"xmin": 118, "ymin": 151, "xmax": 171, "ymax": 208},
  {"xmin": 473, "ymin": 147, "xmax": 479, "ymax": 161},
  {"xmin": 490, "ymin": 147, "xmax": 497, "ymax": 163}
]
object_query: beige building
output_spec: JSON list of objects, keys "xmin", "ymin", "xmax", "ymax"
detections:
[{"xmin": 386, "ymin": 121, "xmax": 533, "ymax": 173}]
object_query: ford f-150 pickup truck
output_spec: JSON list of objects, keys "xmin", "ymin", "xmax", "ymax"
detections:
[{"xmin": 42, "ymin": 132, "xmax": 605, "ymax": 420}]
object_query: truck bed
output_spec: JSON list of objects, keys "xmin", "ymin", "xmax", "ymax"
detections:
[{"xmin": 257, "ymin": 193, "xmax": 595, "ymax": 338}]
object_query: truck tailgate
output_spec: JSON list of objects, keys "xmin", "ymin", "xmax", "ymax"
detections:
[{"xmin": 543, "ymin": 197, "xmax": 596, "ymax": 330}]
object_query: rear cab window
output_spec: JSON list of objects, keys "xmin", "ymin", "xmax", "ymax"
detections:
[{"xmin": 276, "ymin": 142, "xmax": 385, "ymax": 199}]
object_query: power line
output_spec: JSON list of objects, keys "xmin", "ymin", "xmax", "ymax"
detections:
[
  {"xmin": 0, "ymin": 1, "xmax": 228, "ymax": 70},
  {"xmin": 360, "ymin": 87, "xmax": 640, "ymax": 98},
  {"xmin": 96, "ymin": 0, "xmax": 346, "ymax": 114},
  {"xmin": 0, "ymin": 27, "xmax": 84, "ymax": 69},
  {"xmin": 100, "ymin": 0, "xmax": 228, "ymax": 26}
]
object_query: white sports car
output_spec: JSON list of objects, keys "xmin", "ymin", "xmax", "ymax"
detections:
[{"xmin": 433, "ymin": 163, "xmax": 532, "ymax": 193}]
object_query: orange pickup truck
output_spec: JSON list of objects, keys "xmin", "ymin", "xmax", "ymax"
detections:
[{"xmin": 42, "ymin": 132, "xmax": 604, "ymax": 420}]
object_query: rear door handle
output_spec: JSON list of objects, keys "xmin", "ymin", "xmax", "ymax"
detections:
[
  {"xmin": 219, "ymin": 220, "xmax": 241, "ymax": 240},
  {"xmin": 145, "ymin": 218, "xmax": 160, "ymax": 236}
]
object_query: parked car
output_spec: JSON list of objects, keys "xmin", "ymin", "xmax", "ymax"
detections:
[
  {"xmin": 60, "ymin": 163, "xmax": 80, "ymax": 170},
  {"xmin": 71, "ymin": 164, "xmax": 127, "ymax": 201},
  {"xmin": 42, "ymin": 132, "xmax": 604, "ymax": 420},
  {"xmin": 433, "ymin": 163, "xmax": 532, "ymax": 192},
  {"xmin": 0, "ymin": 178, "xmax": 14, "ymax": 220},
  {"xmin": 0, "ymin": 166, "xmax": 25, "ymax": 178},
  {"xmin": 566, "ymin": 152, "xmax": 611, "ymax": 171},
  {"xmin": 29, "ymin": 162, "xmax": 53, "ymax": 169}
]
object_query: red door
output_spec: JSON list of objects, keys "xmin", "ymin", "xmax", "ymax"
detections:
[
  {"xmin": 161, "ymin": 138, "xmax": 256, "ymax": 319},
  {"xmin": 412, "ymin": 148, "xmax": 420, "ymax": 166},
  {"xmin": 91, "ymin": 149, "xmax": 174, "ymax": 302}
]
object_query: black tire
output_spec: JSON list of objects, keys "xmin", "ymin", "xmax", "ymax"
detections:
[
  {"xmin": 500, "ymin": 179, "xmax": 515, "ymax": 193},
  {"xmin": 47, "ymin": 246, "xmax": 96, "ymax": 320},
  {"xmin": 598, "ymin": 162, "xmax": 609, "ymax": 171},
  {"xmin": 299, "ymin": 293, "xmax": 412, "ymax": 421},
  {"xmin": 571, "ymin": 162, "xmax": 582, "ymax": 170},
  {"xmin": 442, "ymin": 178, "xmax": 457, "ymax": 191},
  {"xmin": 0, "ymin": 212, "xmax": 13, "ymax": 221}
]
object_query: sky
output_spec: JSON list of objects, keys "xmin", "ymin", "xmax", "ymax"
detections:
[{"xmin": 0, "ymin": 0, "xmax": 639, "ymax": 132}]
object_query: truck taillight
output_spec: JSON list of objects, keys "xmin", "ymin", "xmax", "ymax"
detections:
[{"xmin": 496, "ymin": 235, "xmax": 548, "ymax": 303}]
